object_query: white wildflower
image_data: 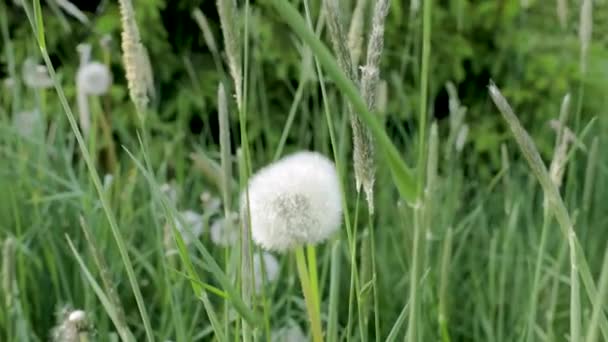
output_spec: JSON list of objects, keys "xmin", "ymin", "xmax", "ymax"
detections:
[
  {"xmin": 77, "ymin": 61, "xmax": 112, "ymax": 96},
  {"xmin": 253, "ymin": 252, "xmax": 280, "ymax": 293},
  {"xmin": 210, "ymin": 212, "xmax": 239, "ymax": 246},
  {"xmin": 68, "ymin": 310, "xmax": 86, "ymax": 323},
  {"xmin": 52, "ymin": 308, "xmax": 91, "ymax": 342},
  {"xmin": 76, "ymin": 44, "xmax": 112, "ymax": 137},
  {"xmin": 22, "ymin": 58, "xmax": 53, "ymax": 89},
  {"xmin": 175, "ymin": 210, "xmax": 204, "ymax": 245},
  {"xmin": 242, "ymin": 151, "xmax": 342, "ymax": 252}
]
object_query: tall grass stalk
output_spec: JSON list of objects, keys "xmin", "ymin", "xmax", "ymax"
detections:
[
  {"xmin": 322, "ymin": 2, "xmax": 366, "ymax": 339},
  {"xmin": 525, "ymin": 93, "xmax": 571, "ymax": 341},
  {"xmin": 21, "ymin": 1, "xmax": 155, "ymax": 340},
  {"xmin": 408, "ymin": 0, "xmax": 433, "ymax": 341},
  {"xmin": 488, "ymin": 82, "xmax": 608, "ymax": 341},
  {"xmin": 324, "ymin": 0, "xmax": 376, "ymax": 214}
]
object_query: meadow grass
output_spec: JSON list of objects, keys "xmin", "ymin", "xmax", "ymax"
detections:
[{"xmin": 1, "ymin": 0, "xmax": 607, "ymax": 341}]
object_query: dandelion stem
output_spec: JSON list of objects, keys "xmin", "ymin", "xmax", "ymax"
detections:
[{"xmin": 295, "ymin": 246, "xmax": 323, "ymax": 342}]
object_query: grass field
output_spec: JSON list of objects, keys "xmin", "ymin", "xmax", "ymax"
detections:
[{"xmin": 1, "ymin": 0, "xmax": 607, "ymax": 341}]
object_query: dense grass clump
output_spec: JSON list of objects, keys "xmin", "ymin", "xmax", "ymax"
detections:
[{"xmin": 1, "ymin": 1, "xmax": 607, "ymax": 341}]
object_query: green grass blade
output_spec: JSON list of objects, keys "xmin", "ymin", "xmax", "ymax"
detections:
[
  {"xmin": 124, "ymin": 147, "xmax": 260, "ymax": 328},
  {"xmin": 385, "ymin": 300, "xmax": 409, "ymax": 342}
]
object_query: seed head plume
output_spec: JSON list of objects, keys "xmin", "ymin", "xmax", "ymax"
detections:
[
  {"xmin": 242, "ymin": 151, "xmax": 342, "ymax": 252},
  {"xmin": 347, "ymin": 0, "xmax": 367, "ymax": 67},
  {"xmin": 325, "ymin": 0, "xmax": 376, "ymax": 214},
  {"xmin": 118, "ymin": 0, "xmax": 151, "ymax": 116},
  {"xmin": 361, "ymin": 0, "xmax": 389, "ymax": 111},
  {"xmin": 51, "ymin": 308, "xmax": 92, "ymax": 342},
  {"xmin": 217, "ymin": 0, "xmax": 243, "ymax": 111},
  {"xmin": 357, "ymin": 0, "xmax": 390, "ymax": 214}
]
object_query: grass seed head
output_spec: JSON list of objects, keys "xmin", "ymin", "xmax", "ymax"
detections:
[{"xmin": 118, "ymin": 0, "xmax": 151, "ymax": 114}]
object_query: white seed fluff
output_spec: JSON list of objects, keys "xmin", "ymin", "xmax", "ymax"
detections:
[
  {"xmin": 243, "ymin": 151, "xmax": 342, "ymax": 252},
  {"xmin": 77, "ymin": 62, "xmax": 112, "ymax": 95},
  {"xmin": 68, "ymin": 310, "xmax": 86, "ymax": 323}
]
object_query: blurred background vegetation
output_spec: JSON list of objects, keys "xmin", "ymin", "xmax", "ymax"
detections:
[
  {"xmin": 2, "ymin": 0, "xmax": 606, "ymax": 177},
  {"xmin": 1, "ymin": 0, "xmax": 607, "ymax": 340}
]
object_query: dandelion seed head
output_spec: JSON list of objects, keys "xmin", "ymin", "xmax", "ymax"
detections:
[
  {"xmin": 243, "ymin": 151, "xmax": 342, "ymax": 252},
  {"xmin": 77, "ymin": 62, "xmax": 112, "ymax": 95},
  {"xmin": 22, "ymin": 58, "xmax": 53, "ymax": 89},
  {"xmin": 52, "ymin": 307, "xmax": 91, "ymax": 342},
  {"xmin": 68, "ymin": 310, "xmax": 86, "ymax": 323}
]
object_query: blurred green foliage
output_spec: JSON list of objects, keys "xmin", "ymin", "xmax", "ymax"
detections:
[{"xmin": 1, "ymin": 0, "xmax": 606, "ymax": 172}]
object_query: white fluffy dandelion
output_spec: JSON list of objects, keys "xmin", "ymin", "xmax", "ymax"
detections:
[
  {"xmin": 242, "ymin": 151, "xmax": 342, "ymax": 252},
  {"xmin": 68, "ymin": 310, "xmax": 87, "ymax": 323},
  {"xmin": 22, "ymin": 58, "xmax": 53, "ymax": 89},
  {"xmin": 76, "ymin": 44, "xmax": 112, "ymax": 136},
  {"xmin": 51, "ymin": 308, "xmax": 91, "ymax": 342},
  {"xmin": 77, "ymin": 61, "xmax": 112, "ymax": 96}
]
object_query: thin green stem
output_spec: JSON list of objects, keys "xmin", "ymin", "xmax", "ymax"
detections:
[
  {"xmin": 407, "ymin": 204, "xmax": 422, "ymax": 342},
  {"xmin": 416, "ymin": 0, "xmax": 433, "ymax": 195},
  {"xmin": 369, "ymin": 212, "xmax": 381, "ymax": 342},
  {"xmin": 525, "ymin": 206, "xmax": 551, "ymax": 342},
  {"xmin": 295, "ymin": 246, "xmax": 323, "ymax": 342},
  {"xmin": 307, "ymin": 245, "xmax": 321, "ymax": 316}
]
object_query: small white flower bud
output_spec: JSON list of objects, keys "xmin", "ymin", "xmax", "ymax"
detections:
[{"xmin": 242, "ymin": 151, "xmax": 342, "ymax": 252}]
